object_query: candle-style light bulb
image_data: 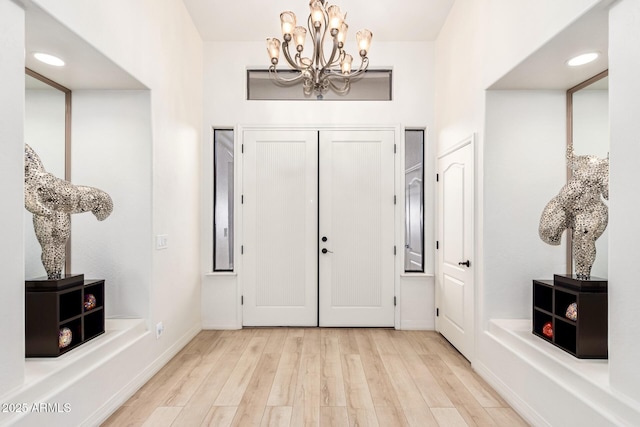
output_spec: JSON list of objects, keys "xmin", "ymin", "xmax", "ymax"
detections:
[{"xmin": 266, "ymin": 38, "xmax": 281, "ymax": 64}]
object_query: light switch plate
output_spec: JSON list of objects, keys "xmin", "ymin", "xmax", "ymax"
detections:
[{"xmin": 156, "ymin": 234, "xmax": 168, "ymax": 249}]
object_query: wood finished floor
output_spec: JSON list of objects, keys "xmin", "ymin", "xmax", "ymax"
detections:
[{"xmin": 102, "ymin": 329, "xmax": 528, "ymax": 427}]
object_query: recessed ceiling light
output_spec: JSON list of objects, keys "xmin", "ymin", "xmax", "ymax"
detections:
[
  {"xmin": 567, "ymin": 52, "xmax": 599, "ymax": 67},
  {"xmin": 33, "ymin": 52, "xmax": 65, "ymax": 67}
]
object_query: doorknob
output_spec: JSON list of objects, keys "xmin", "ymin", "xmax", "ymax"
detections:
[
  {"xmin": 458, "ymin": 260, "xmax": 470, "ymax": 267},
  {"xmin": 322, "ymin": 248, "xmax": 333, "ymax": 254}
]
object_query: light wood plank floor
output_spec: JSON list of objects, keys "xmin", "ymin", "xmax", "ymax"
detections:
[{"xmin": 102, "ymin": 329, "xmax": 528, "ymax": 427}]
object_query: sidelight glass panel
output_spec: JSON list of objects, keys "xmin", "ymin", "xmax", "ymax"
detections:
[
  {"xmin": 404, "ymin": 129, "xmax": 424, "ymax": 272},
  {"xmin": 214, "ymin": 129, "xmax": 234, "ymax": 271}
]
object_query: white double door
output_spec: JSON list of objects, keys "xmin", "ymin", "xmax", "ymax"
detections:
[{"xmin": 242, "ymin": 129, "xmax": 395, "ymax": 327}]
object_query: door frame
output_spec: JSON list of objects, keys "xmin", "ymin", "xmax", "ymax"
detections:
[
  {"xmin": 435, "ymin": 133, "xmax": 476, "ymax": 362},
  {"xmin": 236, "ymin": 124, "xmax": 402, "ymax": 328}
]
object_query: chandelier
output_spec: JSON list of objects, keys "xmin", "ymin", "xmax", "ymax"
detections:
[{"xmin": 266, "ymin": 0, "xmax": 373, "ymax": 99}]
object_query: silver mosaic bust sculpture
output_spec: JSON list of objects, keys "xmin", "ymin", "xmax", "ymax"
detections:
[
  {"xmin": 539, "ymin": 145, "xmax": 609, "ymax": 280},
  {"xmin": 24, "ymin": 144, "xmax": 113, "ymax": 280}
]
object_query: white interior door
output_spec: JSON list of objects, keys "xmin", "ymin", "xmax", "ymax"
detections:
[
  {"xmin": 319, "ymin": 130, "xmax": 396, "ymax": 327},
  {"xmin": 242, "ymin": 130, "xmax": 318, "ymax": 326},
  {"xmin": 436, "ymin": 137, "xmax": 474, "ymax": 360}
]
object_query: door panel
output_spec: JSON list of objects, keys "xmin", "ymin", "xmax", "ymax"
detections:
[
  {"xmin": 242, "ymin": 130, "xmax": 318, "ymax": 326},
  {"xmin": 443, "ymin": 165, "xmax": 465, "ymax": 266},
  {"xmin": 319, "ymin": 130, "xmax": 395, "ymax": 327},
  {"xmin": 437, "ymin": 139, "xmax": 474, "ymax": 360},
  {"xmin": 443, "ymin": 274, "xmax": 464, "ymax": 330}
]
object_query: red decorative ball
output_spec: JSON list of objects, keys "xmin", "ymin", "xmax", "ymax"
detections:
[{"xmin": 542, "ymin": 321, "xmax": 553, "ymax": 338}]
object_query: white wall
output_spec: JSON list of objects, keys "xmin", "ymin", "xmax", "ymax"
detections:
[
  {"xmin": 204, "ymin": 41, "xmax": 434, "ymax": 127},
  {"xmin": 24, "ymin": 89, "xmax": 66, "ymax": 279},
  {"xmin": 435, "ymin": 0, "xmax": 487, "ymax": 154},
  {"xmin": 0, "ymin": 0, "xmax": 203, "ymax": 422},
  {"xmin": 201, "ymin": 41, "xmax": 436, "ymax": 329},
  {"xmin": 0, "ymin": 0, "xmax": 26, "ymax": 396},
  {"xmin": 436, "ymin": 0, "xmax": 602, "ymax": 152},
  {"xmin": 71, "ymin": 90, "xmax": 153, "ymax": 320},
  {"xmin": 483, "ymin": 91, "xmax": 567, "ymax": 325},
  {"xmin": 30, "ymin": 0, "xmax": 203, "ymax": 342},
  {"xmin": 608, "ymin": 0, "xmax": 640, "ymax": 404},
  {"xmin": 573, "ymin": 89, "xmax": 609, "ymax": 158},
  {"xmin": 24, "ymin": 90, "xmax": 66, "ymax": 176},
  {"xmin": 435, "ymin": 0, "xmax": 640, "ymax": 424}
]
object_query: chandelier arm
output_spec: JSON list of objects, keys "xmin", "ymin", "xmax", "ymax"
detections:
[
  {"xmin": 314, "ymin": 26, "xmax": 323, "ymax": 71},
  {"xmin": 268, "ymin": 65, "xmax": 306, "ymax": 85},
  {"xmin": 318, "ymin": 4, "xmax": 331, "ymax": 67},
  {"xmin": 307, "ymin": 15, "xmax": 319, "ymax": 66},
  {"xmin": 327, "ymin": 76, "xmax": 351, "ymax": 94},
  {"xmin": 281, "ymin": 42, "xmax": 305, "ymax": 71},
  {"xmin": 345, "ymin": 56, "xmax": 370, "ymax": 78},
  {"xmin": 320, "ymin": 38, "xmax": 340, "ymax": 74}
]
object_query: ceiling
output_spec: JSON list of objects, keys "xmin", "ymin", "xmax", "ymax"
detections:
[
  {"xmin": 489, "ymin": 2, "xmax": 610, "ymax": 90},
  {"xmin": 23, "ymin": 0, "xmax": 611, "ymax": 93},
  {"xmin": 181, "ymin": 0, "xmax": 456, "ymax": 42},
  {"xmin": 24, "ymin": 1, "xmax": 146, "ymax": 90}
]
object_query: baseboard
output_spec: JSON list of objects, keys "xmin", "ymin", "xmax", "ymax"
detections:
[
  {"xmin": 399, "ymin": 320, "xmax": 434, "ymax": 330},
  {"xmin": 83, "ymin": 322, "xmax": 201, "ymax": 426},
  {"xmin": 203, "ymin": 321, "xmax": 434, "ymax": 331},
  {"xmin": 201, "ymin": 322, "xmax": 241, "ymax": 330},
  {"xmin": 473, "ymin": 360, "xmax": 550, "ymax": 427}
]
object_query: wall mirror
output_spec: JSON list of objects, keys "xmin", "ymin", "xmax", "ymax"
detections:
[
  {"xmin": 567, "ymin": 70, "xmax": 608, "ymax": 278},
  {"xmin": 24, "ymin": 68, "xmax": 71, "ymax": 279}
]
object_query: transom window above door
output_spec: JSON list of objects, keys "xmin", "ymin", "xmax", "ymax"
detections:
[{"xmin": 246, "ymin": 69, "xmax": 393, "ymax": 101}]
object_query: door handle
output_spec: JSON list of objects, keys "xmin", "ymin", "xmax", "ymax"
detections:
[
  {"xmin": 322, "ymin": 248, "xmax": 333, "ymax": 254},
  {"xmin": 458, "ymin": 260, "xmax": 470, "ymax": 267}
]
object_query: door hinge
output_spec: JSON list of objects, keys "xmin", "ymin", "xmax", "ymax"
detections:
[
  {"xmin": 241, "ymin": 245, "xmax": 244, "ymax": 254},
  {"xmin": 436, "ymin": 308, "xmax": 439, "ymax": 317},
  {"xmin": 241, "ymin": 194, "xmax": 244, "ymax": 204},
  {"xmin": 394, "ymin": 246, "xmax": 397, "ymax": 255},
  {"xmin": 394, "ymin": 195, "xmax": 397, "ymax": 205},
  {"xmin": 394, "ymin": 296, "xmax": 397, "ymax": 306},
  {"xmin": 241, "ymin": 295, "xmax": 244, "ymax": 305},
  {"xmin": 436, "ymin": 173, "xmax": 439, "ymax": 182},
  {"xmin": 241, "ymin": 144, "xmax": 244, "ymax": 153},
  {"xmin": 436, "ymin": 240, "xmax": 439, "ymax": 250},
  {"xmin": 394, "ymin": 144, "xmax": 397, "ymax": 154}
]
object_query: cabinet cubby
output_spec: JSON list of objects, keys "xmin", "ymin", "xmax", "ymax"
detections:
[
  {"xmin": 84, "ymin": 309, "xmax": 105, "ymax": 340},
  {"xmin": 25, "ymin": 279, "xmax": 105, "ymax": 357},
  {"xmin": 532, "ymin": 279, "xmax": 607, "ymax": 359},
  {"xmin": 59, "ymin": 288, "xmax": 82, "ymax": 321},
  {"xmin": 554, "ymin": 291, "xmax": 577, "ymax": 318}
]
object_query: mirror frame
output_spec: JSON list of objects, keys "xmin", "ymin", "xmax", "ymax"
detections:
[
  {"xmin": 565, "ymin": 69, "xmax": 608, "ymax": 274},
  {"xmin": 25, "ymin": 67, "xmax": 73, "ymax": 274}
]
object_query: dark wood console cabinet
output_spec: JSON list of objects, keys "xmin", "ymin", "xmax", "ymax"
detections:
[
  {"xmin": 532, "ymin": 278, "xmax": 607, "ymax": 359},
  {"xmin": 25, "ymin": 279, "xmax": 105, "ymax": 357}
]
